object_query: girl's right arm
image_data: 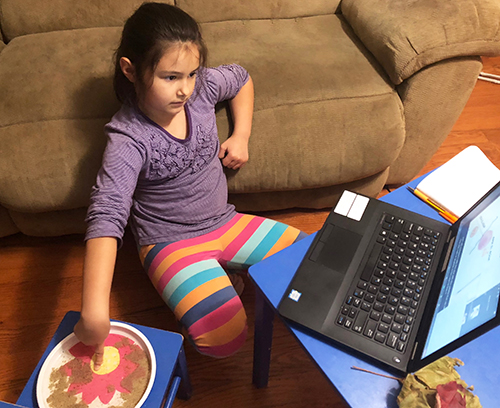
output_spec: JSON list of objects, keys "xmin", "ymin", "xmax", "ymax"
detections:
[
  {"xmin": 76, "ymin": 116, "xmax": 146, "ymax": 369},
  {"xmin": 74, "ymin": 236, "xmax": 118, "ymax": 370}
]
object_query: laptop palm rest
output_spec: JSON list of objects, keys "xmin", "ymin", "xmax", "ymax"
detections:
[
  {"xmin": 310, "ymin": 224, "xmax": 362, "ymax": 276},
  {"xmin": 279, "ymin": 224, "xmax": 364, "ymax": 331}
]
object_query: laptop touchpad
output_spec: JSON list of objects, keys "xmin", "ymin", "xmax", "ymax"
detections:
[{"xmin": 310, "ymin": 225, "xmax": 362, "ymax": 275}]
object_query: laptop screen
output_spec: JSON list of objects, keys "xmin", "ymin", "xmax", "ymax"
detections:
[{"xmin": 422, "ymin": 185, "xmax": 500, "ymax": 358}]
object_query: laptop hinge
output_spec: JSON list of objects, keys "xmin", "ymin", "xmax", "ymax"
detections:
[
  {"xmin": 411, "ymin": 341, "xmax": 419, "ymax": 361},
  {"xmin": 440, "ymin": 235, "xmax": 456, "ymax": 273}
]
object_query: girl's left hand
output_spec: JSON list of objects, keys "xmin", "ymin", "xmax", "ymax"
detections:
[{"xmin": 219, "ymin": 134, "xmax": 249, "ymax": 170}]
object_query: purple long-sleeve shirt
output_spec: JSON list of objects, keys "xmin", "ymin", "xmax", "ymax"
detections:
[{"xmin": 85, "ymin": 64, "xmax": 249, "ymax": 246}]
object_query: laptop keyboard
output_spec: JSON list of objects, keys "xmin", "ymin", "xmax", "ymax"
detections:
[{"xmin": 336, "ymin": 213, "xmax": 441, "ymax": 353}]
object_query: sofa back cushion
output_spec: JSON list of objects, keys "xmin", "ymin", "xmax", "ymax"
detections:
[
  {"xmin": 176, "ymin": 0, "xmax": 340, "ymax": 23},
  {"xmin": 0, "ymin": 0, "xmax": 173, "ymax": 41},
  {"xmin": 0, "ymin": 0, "xmax": 340, "ymax": 41}
]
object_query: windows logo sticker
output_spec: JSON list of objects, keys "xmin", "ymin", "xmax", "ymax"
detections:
[{"xmin": 288, "ymin": 289, "xmax": 302, "ymax": 302}]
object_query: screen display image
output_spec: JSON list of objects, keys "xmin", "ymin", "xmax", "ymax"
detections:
[{"xmin": 422, "ymin": 191, "xmax": 500, "ymax": 358}]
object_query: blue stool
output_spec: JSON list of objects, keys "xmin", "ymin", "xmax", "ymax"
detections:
[{"xmin": 16, "ymin": 311, "xmax": 191, "ymax": 408}]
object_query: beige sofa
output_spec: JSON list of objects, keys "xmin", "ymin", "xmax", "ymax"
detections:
[{"xmin": 1, "ymin": 0, "xmax": 499, "ymax": 238}]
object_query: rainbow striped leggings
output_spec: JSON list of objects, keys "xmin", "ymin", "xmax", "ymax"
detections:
[{"xmin": 139, "ymin": 213, "xmax": 306, "ymax": 358}]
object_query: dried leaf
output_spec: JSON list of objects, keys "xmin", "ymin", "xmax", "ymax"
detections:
[
  {"xmin": 463, "ymin": 390, "xmax": 482, "ymax": 408},
  {"xmin": 398, "ymin": 372, "xmax": 437, "ymax": 408},
  {"xmin": 397, "ymin": 357, "xmax": 482, "ymax": 408},
  {"xmin": 414, "ymin": 357, "xmax": 465, "ymax": 389},
  {"xmin": 436, "ymin": 382, "xmax": 466, "ymax": 408}
]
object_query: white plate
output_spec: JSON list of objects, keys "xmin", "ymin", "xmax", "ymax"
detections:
[{"xmin": 36, "ymin": 322, "xmax": 156, "ymax": 408}]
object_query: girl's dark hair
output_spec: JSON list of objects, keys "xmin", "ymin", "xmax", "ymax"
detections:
[{"xmin": 113, "ymin": 2, "xmax": 208, "ymax": 103}]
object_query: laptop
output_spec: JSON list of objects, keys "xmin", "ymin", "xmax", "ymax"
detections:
[{"xmin": 278, "ymin": 182, "xmax": 500, "ymax": 374}]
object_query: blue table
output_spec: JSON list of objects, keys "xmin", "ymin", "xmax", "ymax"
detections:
[
  {"xmin": 16, "ymin": 311, "xmax": 191, "ymax": 408},
  {"xmin": 249, "ymin": 177, "xmax": 500, "ymax": 408}
]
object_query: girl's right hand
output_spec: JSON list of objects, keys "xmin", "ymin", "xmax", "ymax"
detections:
[
  {"xmin": 74, "ymin": 315, "xmax": 111, "ymax": 370},
  {"xmin": 77, "ymin": 237, "xmax": 118, "ymax": 370}
]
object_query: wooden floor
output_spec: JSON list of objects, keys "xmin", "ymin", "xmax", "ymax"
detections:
[{"xmin": 0, "ymin": 57, "xmax": 499, "ymax": 407}]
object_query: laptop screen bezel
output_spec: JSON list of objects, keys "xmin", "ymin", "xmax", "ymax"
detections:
[{"xmin": 409, "ymin": 181, "xmax": 500, "ymax": 373}]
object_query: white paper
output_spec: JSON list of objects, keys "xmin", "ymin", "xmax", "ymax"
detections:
[{"xmin": 416, "ymin": 146, "xmax": 500, "ymax": 217}]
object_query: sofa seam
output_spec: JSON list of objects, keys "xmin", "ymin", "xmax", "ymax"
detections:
[
  {"xmin": 0, "ymin": 116, "xmax": 113, "ymax": 130},
  {"xmin": 199, "ymin": 13, "xmax": 339, "ymax": 25},
  {"xmin": 398, "ymin": 39, "xmax": 500, "ymax": 80},
  {"xmin": 253, "ymin": 91, "xmax": 396, "ymax": 113}
]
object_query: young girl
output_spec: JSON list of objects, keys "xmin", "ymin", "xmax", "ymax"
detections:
[{"xmin": 74, "ymin": 2, "xmax": 306, "ymax": 369}]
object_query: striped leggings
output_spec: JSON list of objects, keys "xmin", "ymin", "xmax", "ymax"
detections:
[{"xmin": 139, "ymin": 213, "xmax": 306, "ymax": 358}]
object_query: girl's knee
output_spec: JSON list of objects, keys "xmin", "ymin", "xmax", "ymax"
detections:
[
  {"xmin": 195, "ymin": 323, "xmax": 248, "ymax": 358},
  {"xmin": 185, "ymin": 297, "xmax": 248, "ymax": 358}
]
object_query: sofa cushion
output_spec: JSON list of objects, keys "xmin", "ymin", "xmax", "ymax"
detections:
[
  {"xmin": 229, "ymin": 169, "xmax": 390, "ymax": 212},
  {"xmin": 0, "ymin": 204, "xmax": 18, "ymax": 237},
  {"xmin": 0, "ymin": 28, "xmax": 120, "ymax": 212},
  {"xmin": 0, "ymin": 118, "xmax": 110, "ymax": 212},
  {"xmin": 0, "ymin": 0, "xmax": 174, "ymax": 41},
  {"xmin": 342, "ymin": 0, "xmax": 500, "ymax": 84},
  {"xmin": 9, "ymin": 207, "xmax": 87, "ymax": 237},
  {"xmin": 0, "ymin": 0, "xmax": 341, "ymax": 41},
  {"xmin": 202, "ymin": 15, "xmax": 405, "ymax": 193},
  {"xmin": 0, "ymin": 28, "xmax": 120, "ymax": 126},
  {"xmin": 177, "ymin": 0, "xmax": 341, "ymax": 23}
]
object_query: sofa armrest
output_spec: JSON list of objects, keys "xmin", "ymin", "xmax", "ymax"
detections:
[{"xmin": 341, "ymin": 0, "xmax": 500, "ymax": 84}]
